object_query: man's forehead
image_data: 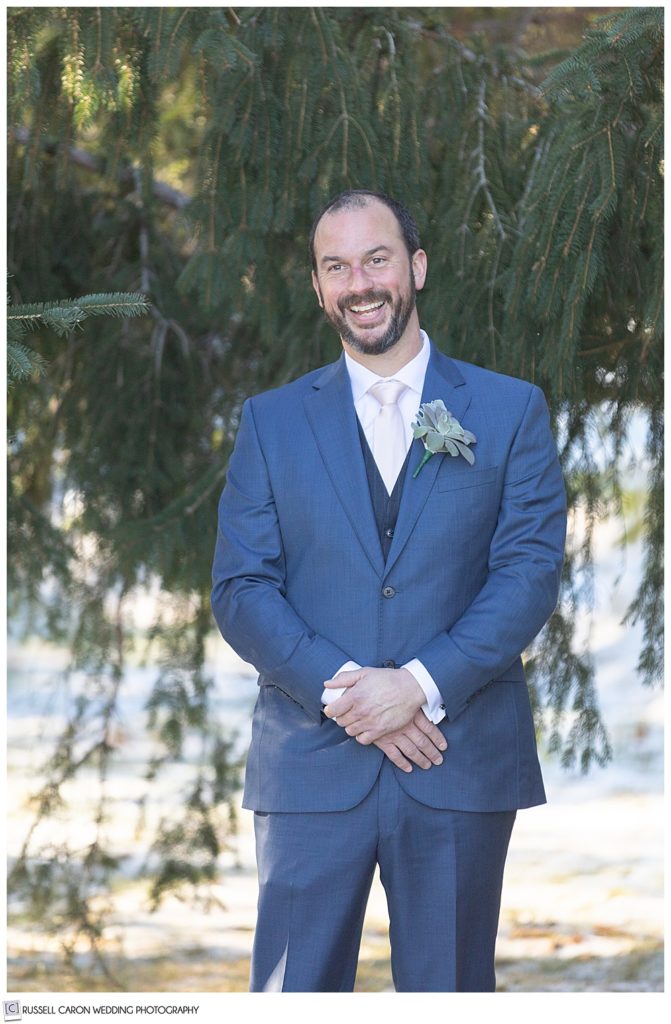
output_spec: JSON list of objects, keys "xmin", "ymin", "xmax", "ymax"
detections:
[{"xmin": 314, "ymin": 200, "xmax": 403, "ymax": 251}]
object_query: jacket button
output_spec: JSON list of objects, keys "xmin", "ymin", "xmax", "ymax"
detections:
[
  {"xmin": 383, "ymin": 660, "xmax": 396, "ymax": 669},
  {"xmin": 382, "ymin": 586, "xmax": 396, "ymax": 598}
]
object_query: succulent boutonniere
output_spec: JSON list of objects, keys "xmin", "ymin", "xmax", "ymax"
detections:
[{"xmin": 412, "ymin": 400, "xmax": 477, "ymax": 478}]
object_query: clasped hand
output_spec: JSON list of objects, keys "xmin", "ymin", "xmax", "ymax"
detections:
[{"xmin": 323, "ymin": 667, "xmax": 447, "ymax": 772}]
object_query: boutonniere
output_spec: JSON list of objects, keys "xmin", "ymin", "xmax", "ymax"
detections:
[{"xmin": 412, "ymin": 400, "xmax": 477, "ymax": 478}]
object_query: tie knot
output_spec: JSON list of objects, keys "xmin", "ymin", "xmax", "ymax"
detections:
[{"xmin": 369, "ymin": 379, "xmax": 407, "ymax": 407}]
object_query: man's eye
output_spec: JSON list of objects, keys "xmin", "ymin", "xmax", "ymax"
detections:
[
  {"xmin": 328, "ymin": 264, "xmax": 344, "ymax": 272},
  {"xmin": 370, "ymin": 257, "xmax": 386, "ymax": 265}
]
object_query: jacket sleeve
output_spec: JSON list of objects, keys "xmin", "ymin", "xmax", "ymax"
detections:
[
  {"xmin": 211, "ymin": 397, "xmax": 352, "ymax": 723},
  {"xmin": 415, "ymin": 385, "xmax": 567, "ymax": 721}
]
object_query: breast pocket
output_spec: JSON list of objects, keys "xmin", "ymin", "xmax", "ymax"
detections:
[{"xmin": 437, "ymin": 465, "xmax": 499, "ymax": 492}]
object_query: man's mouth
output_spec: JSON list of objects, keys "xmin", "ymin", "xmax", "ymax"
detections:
[{"xmin": 349, "ymin": 300, "xmax": 385, "ymax": 315}]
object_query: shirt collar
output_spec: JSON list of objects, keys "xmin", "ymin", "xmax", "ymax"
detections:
[{"xmin": 344, "ymin": 329, "xmax": 431, "ymax": 402}]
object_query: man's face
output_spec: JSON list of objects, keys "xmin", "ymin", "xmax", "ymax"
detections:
[{"xmin": 311, "ymin": 201, "xmax": 427, "ymax": 357}]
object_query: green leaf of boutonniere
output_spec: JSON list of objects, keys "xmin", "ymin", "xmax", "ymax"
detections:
[{"xmin": 412, "ymin": 400, "xmax": 477, "ymax": 478}]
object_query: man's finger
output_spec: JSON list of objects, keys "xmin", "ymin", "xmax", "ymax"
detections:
[
  {"xmin": 334, "ymin": 708, "xmax": 363, "ymax": 729},
  {"xmin": 323, "ymin": 670, "xmax": 362, "ymax": 688},
  {"xmin": 376, "ymin": 741, "xmax": 413, "ymax": 773},
  {"xmin": 351, "ymin": 721, "xmax": 391, "ymax": 742},
  {"xmin": 323, "ymin": 695, "xmax": 354, "ymax": 719},
  {"xmin": 405, "ymin": 722, "xmax": 444, "ymax": 751},
  {"xmin": 412, "ymin": 711, "xmax": 448, "ymax": 750},
  {"xmin": 394, "ymin": 735, "xmax": 433, "ymax": 769},
  {"xmin": 402, "ymin": 727, "xmax": 444, "ymax": 765}
]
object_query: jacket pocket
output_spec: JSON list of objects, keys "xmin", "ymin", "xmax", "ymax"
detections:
[
  {"xmin": 437, "ymin": 464, "xmax": 499, "ymax": 492},
  {"xmin": 260, "ymin": 679, "xmax": 304, "ymax": 710}
]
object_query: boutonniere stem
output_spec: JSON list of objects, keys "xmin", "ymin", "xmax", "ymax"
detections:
[{"xmin": 412, "ymin": 400, "xmax": 476, "ymax": 478}]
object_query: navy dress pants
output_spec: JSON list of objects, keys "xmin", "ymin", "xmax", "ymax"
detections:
[{"xmin": 250, "ymin": 759, "xmax": 516, "ymax": 992}]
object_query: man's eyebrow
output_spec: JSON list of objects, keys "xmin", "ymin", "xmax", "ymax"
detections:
[{"xmin": 320, "ymin": 245, "xmax": 393, "ymax": 265}]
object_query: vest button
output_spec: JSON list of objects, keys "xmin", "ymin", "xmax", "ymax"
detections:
[
  {"xmin": 383, "ymin": 660, "xmax": 396, "ymax": 669},
  {"xmin": 385, "ymin": 528, "xmax": 394, "ymax": 539},
  {"xmin": 382, "ymin": 586, "xmax": 396, "ymax": 598}
]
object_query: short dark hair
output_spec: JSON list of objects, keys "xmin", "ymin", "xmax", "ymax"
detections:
[{"xmin": 308, "ymin": 189, "xmax": 421, "ymax": 270}]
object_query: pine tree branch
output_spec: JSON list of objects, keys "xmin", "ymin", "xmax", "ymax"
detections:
[
  {"xmin": 474, "ymin": 79, "xmax": 507, "ymax": 239},
  {"xmin": 514, "ymin": 134, "xmax": 550, "ymax": 230},
  {"xmin": 8, "ymin": 294, "xmax": 149, "ymax": 323},
  {"xmin": 576, "ymin": 336, "xmax": 647, "ymax": 358},
  {"xmin": 11, "ymin": 126, "xmax": 190, "ymax": 209},
  {"xmin": 423, "ymin": 24, "xmax": 542, "ymax": 97},
  {"xmin": 309, "ymin": 6, "xmax": 329, "ymax": 64}
]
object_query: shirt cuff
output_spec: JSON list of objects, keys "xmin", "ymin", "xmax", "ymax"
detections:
[
  {"xmin": 403, "ymin": 658, "xmax": 446, "ymax": 724},
  {"xmin": 321, "ymin": 660, "xmax": 361, "ymax": 706}
]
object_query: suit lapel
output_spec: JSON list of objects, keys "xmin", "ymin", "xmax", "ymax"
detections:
[
  {"xmin": 303, "ymin": 344, "xmax": 472, "ymax": 581},
  {"xmin": 383, "ymin": 345, "xmax": 472, "ymax": 579},
  {"xmin": 303, "ymin": 357, "xmax": 385, "ymax": 578}
]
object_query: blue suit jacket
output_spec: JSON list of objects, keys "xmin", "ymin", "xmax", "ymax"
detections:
[{"xmin": 211, "ymin": 343, "xmax": 567, "ymax": 813}]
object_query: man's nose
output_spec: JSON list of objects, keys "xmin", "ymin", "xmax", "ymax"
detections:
[{"xmin": 348, "ymin": 264, "xmax": 374, "ymax": 291}]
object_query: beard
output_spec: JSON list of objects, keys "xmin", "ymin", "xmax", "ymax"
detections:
[{"xmin": 320, "ymin": 271, "xmax": 416, "ymax": 356}]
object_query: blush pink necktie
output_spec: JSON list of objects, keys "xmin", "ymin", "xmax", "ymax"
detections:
[{"xmin": 369, "ymin": 379, "xmax": 408, "ymax": 494}]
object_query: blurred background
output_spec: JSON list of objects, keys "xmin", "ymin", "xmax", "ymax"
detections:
[{"xmin": 6, "ymin": 6, "xmax": 663, "ymax": 992}]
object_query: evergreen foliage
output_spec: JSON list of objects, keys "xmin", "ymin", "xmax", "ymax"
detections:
[
  {"xmin": 7, "ymin": 6, "xmax": 663, "ymax": 984},
  {"xmin": 7, "ymin": 292, "xmax": 149, "ymax": 386}
]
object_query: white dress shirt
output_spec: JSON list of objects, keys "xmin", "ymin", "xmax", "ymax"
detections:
[{"xmin": 321, "ymin": 330, "xmax": 446, "ymax": 725}]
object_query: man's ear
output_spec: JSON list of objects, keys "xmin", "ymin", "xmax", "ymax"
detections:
[
  {"xmin": 411, "ymin": 249, "xmax": 428, "ymax": 292},
  {"xmin": 311, "ymin": 270, "xmax": 324, "ymax": 308}
]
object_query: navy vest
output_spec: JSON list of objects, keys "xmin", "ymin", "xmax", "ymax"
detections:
[{"xmin": 356, "ymin": 418, "xmax": 411, "ymax": 563}]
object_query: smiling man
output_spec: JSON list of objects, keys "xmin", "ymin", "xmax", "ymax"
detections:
[
  {"xmin": 211, "ymin": 189, "xmax": 567, "ymax": 992},
  {"xmin": 311, "ymin": 198, "xmax": 424, "ymax": 362}
]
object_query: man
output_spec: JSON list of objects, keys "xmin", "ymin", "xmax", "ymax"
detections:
[{"xmin": 211, "ymin": 189, "xmax": 567, "ymax": 992}]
